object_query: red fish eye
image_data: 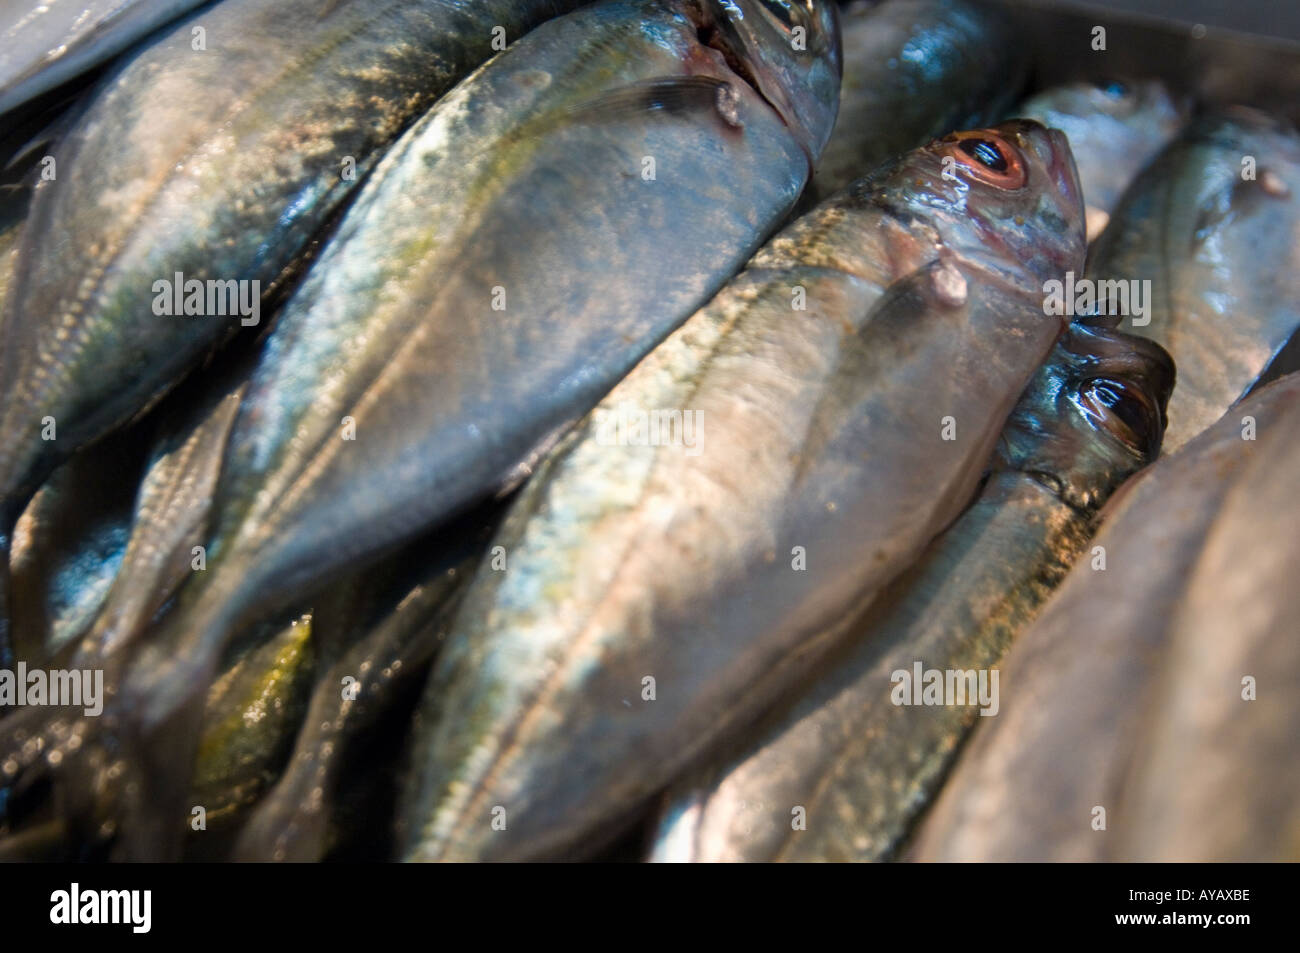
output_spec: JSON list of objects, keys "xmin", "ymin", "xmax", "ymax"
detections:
[{"xmin": 942, "ymin": 131, "xmax": 1028, "ymax": 190}]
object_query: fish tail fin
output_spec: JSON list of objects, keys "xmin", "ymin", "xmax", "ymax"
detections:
[{"xmin": 112, "ymin": 580, "xmax": 242, "ymax": 859}]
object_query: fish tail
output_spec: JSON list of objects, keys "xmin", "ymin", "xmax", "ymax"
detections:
[{"xmin": 112, "ymin": 580, "xmax": 242, "ymax": 859}]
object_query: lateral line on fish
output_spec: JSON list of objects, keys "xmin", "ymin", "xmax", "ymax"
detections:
[{"xmin": 434, "ymin": 297, "xmax": 756, "ymax": 849}]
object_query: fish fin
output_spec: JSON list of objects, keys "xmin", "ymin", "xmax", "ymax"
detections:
[
  {"xmin": 565, "ymin": 76, "xmax": 742, "ymax": 128},
  {"xmin": 1, "ymin": 106, "xmax": 80, "ymax": 184},
  {"xmin": 1244, "ymin": 325, "xmax": 1300, "ymax": 399},
  {"xmin": 794, "ymin": 260, "xmax": 973, "ymax": 483},
  {"xmin": 1191, "ymin": 173, "xmax": 1286, "ymax": 249}
]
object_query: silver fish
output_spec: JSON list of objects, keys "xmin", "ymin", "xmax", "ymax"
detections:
[
  {"xmin": 1086, "ymin": 107, "xmax": 1300, "ymax": 451},
  {"xmin": 805, "ymin": 0, "xmax": 1023, "ymax": 205},
  {"xmin": 648, "ymin": 318, "xmax": 1172, "ymax": 862},
  {"xmin": 399, "ymin": 119, "xmax": 1085, "ymax": 861},
  {"xmin": 1112, "ymin": 389, "xmax": 1300, "ymax": 860},
  {"xmin": 908, "ymin": 372, "xmax": 1300, "ymax": 861},
  {"xmin": 1016, "ymin": 78, "xmax": 1186, "ymax": 241}
]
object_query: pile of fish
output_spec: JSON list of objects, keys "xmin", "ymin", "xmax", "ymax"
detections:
[{"xmin": 0, "ymin": 0, "xmax": 1295, "ymax": 862}]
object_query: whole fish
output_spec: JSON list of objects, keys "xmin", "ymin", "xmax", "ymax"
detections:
[
  {"xmin": 805, "ymin": 0, "xmax": 1022, "ymax": 205},
  {"xmin": 114, "ymin": 0, "xmax": 842, "ymax": 861},
  {"xmin": 649, "ymin": 318, "xmax": 1172, "ymax": 862},
  {"xmin": 399, "ymin": 119, "xmax": 1086, "ymax": 862},
  {"xmin": 907, "ymin": 372, "xmax": 1300, "ymax": 861},
  {"xmin": 232, "ymin": 509, "xmax": 499, "ymax": 862},
  {"xmin": 1086, "ymin": 107, "xmax": 1300, "ymax": 451},
  {"xmin": 1016, "ymin": 79, "xmax": 1186, "ymax": 241},
  {"xmin": 0, "ymin": 0, "xmax": 209, "ymax": 116},
  {"xmin": 1113, "ymin": 395, "xmax": 1300, "ymax": 861},
  {"xmin": 0, "ymin": 0, "xmax": 595, "ymax": 647}
]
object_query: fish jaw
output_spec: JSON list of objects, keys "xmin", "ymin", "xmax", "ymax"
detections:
[{"xmin": 690, "ymin": 0, "xmax": 842, "ymax": 165}]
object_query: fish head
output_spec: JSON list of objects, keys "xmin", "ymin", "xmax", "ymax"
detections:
[
  {"xmin": 690, "ymin": 0, "xmax": 842, "ymax": 164},
  {"xmin": 996, "ymin": 317, "xmax": 1175, "ymax": 511},
  {"xmin": 1029, "ymin": 78, "xmax": 1186, "ymax": 131},
  {"xmin": 876, "ymin": 120, "xmax": 1086, "ymax": 293}
]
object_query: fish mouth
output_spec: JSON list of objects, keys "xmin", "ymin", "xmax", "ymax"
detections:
[
  {"xmin": 686, "ymin": 0, "xmax": 839, "ymax": 169},
  {"xmin": 1043, "ymin": 127, "xmax": 1086, "ymax": 234}
]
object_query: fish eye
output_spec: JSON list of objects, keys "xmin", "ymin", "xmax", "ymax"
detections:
[
  {"xmin": 940, "ymin": 131, "xmax": 1028, "ymax": 190},
  {"xmin": 1076, "ymin": 377, "xmax": 1160, "ymax": 456},
  {"xmin": 1096, "ymin": 79, "xmax": 1131, "ymax": 99},
  {"xmin": 758, "ymin": 0, "xmax": 810, "ymax": 32}
]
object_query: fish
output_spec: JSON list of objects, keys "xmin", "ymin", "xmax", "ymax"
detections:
[
  {"xmin": 0, "ymin": 0, "xmax": 596, "ymax": 652},
  {"xmin": 110, "ymin": 0, "xmax": 841, "ymax": 861},
  {"xmin": 398, "ymin": 119, "xmax": 1086, "ymax": 862},
  {"xmin": 1015, "ymin": 79, "xmax": 1186, "ymax": 241},
  {"xmin": 0, "ymin": 0, "xmax": 209, "ymax": 117},
  {"xmin": 648, "ymin": 317, "xmax": 1173, "ymax": 862},
  {"xmin": 1111, "ymin": 386, "xmax": 1300, "ymax": 861},
  {"xmin": 0, "ymin": 357, "xmax": 244, "ymax": 843},
  {"xmin": 231, "ymin": 509, "xmax": 500, "ymax": 862},
  {"xmin": 1086, "ymin": 107, "xmax": 1300, "ymax": 451},
  {"xmin": 804, "ymin": 0, "xmax": 1023, "ymax": 205},
  {"xmin": 907, "ymin": 371, "xmax": 1300, "ymax": 861}
]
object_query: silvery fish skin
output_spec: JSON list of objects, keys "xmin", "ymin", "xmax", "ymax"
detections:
[
  {"xmin": 0, "ymin": 0, "xmax": 593, "ymax": 642},
  {"xmin": 805, "ymin": 0, "xmax": 1022, "ymax": 205},
  {"xmin": 231, "ymin": 514, "xmax": 497, "ymax": 862},
  {"xmin": 1016, "ymin": 79, "xmax": 1186, "ymax": 241},
  {"xmin": 1113, "ymin": 391, "xmax": 1300, "ymax": 861},
  {"xmin": 908, "ymin": 373, "xmax": 1300, "ymax": 862},
  {"xmin": 0, "ymin": 0, "xmax": 207, "ymax": 116},
  {"xmin": 648, "ymin": 319, "xmax": 1172, "ymax": 862},
  {"xmin": 399, "ymin": 120, "xmax": 1085, "ymax": 862},
  {"xmin": 1086, "ymin": 108, "xmax": 1300, "ymax": 451},
  {"xmin": 120, "ymin": 0, "xmax": 842, "ymax": 793}
]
